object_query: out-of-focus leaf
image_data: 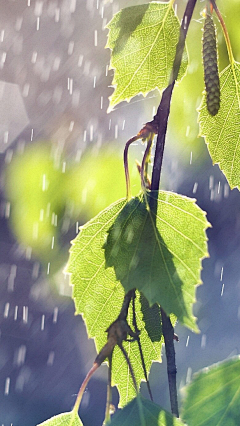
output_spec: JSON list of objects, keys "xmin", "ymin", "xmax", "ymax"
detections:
[
  {"xmin": 198, "ymin": 61, "xmax": 240, "ymax": 190},
  {"xmin": 108, "ymin": 395, "xmax": 185, "ymax": 425},
  {"xmin": 181, "ymin": 356, "xmax": 240, "ymax": 426},
  {"xmin": 106, "ymin": 2, "xmax": 188, "ymax": 111},
  {"xmin": 37, "ymin": 410, "xmax": 83, "ymax": 426},
  {"xmin": 66, "ymin": 199, "xmax": 163, "ymax": 407},
  {"xmin": 105, "ymin": 191, "xmax": 210, "ymax": 332}
]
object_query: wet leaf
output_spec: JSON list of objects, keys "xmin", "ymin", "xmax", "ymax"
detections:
[
  {"xmin": 106, "ymin": 2, "xmax": 188, "ymax": 111},
  {"xmin": 66, "ymin": 199, "xmax": 163, "ymax": 406},
  {"xmin": 105, "ymin": 192, "xmax": 209, "ymax": 332},
  {"xmin": 198, "ymin": 61, "xmax": 240, "ymax": 189},
  {"xmin": 37, "ymin": 410, "xmax": 83, "ymax": 426},
  {"xmin": 108, "ymin": 395, "xmax": 185, "ymax": 425},
  {"xmin": 181, "ymin": 356, "xmax": 240, "ymax": 426}
]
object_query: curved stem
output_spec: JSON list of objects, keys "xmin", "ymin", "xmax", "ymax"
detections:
[
  {"xmin": 73, "ymin": 363, "xmax": 99, "ymax": 415},
  {"xmin": 124, "ymin": 136, "xmax": 139, "ymax": 200},
  {"xmin": 210, "ymin": 0, "xmax": 234, "ymax": 65},
  {"xmin": 141, "ymin": 138, "xmax": 152, "ymax": 192}
]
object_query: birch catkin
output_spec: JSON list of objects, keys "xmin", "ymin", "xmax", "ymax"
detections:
[{"xmin": 202, "ymin": 13, "xmax": 220, "ymax": 116}]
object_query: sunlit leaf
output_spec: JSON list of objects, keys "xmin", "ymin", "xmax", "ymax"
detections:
[
  {"xmin": 181, "ymin": 356, "xmax": 240, "ymax": 426},
  {"xmin": 66, "ymin": 199, "xmax": 163, "ymax": 406},
  {"xmin": 105, "ymin": 192, "xmax": 209, "ymax": 332},
  {"xmin": 108, "ymin": 395, "xmax": 185, "ymax": 425},
  {"xmin": 198, "ymin": 61, "xmax": 240, "ymax": 190},
  {"xmin": 37, "ymin": 411, "xmax": 83, "ymax": 426},
  {"xmin": 106, "ymin": 2, "xmax": 188, "ymax": 111}
]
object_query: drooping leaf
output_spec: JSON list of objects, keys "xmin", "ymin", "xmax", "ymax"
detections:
[
  {"xmin": 181, "ymin": 356, "xmax": 240, "ymax": 426},
  {"xmin": 66, "ymin": 199, "xmax": 163, "ymax": 406},
  {"xmin": 37, "ymin": 411, "xmax": 83, "ymax": 426},
  {"xmin": 108, "ymin": 395, "xmax": 185, "ymax": 426},
  {"xmin": 198, "ymin": 61, "xmax": 240, "ymax": 190},
  {"xmin": 106, "ymin": 2, "xmax": 188, "ymax": 111},
  {"xmin": 105, "ymin": 192, "xmax": 209, "ymax": 332}
]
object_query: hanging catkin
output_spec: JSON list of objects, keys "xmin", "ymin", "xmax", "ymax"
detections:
[{"xmin": 202, "ymin": 13, "xmax": 220, "ymax": 116}]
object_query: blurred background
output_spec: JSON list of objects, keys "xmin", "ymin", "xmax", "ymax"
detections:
[{"xmin": 0, "ymin": 0, "xmax": 240, "ymax": 425}]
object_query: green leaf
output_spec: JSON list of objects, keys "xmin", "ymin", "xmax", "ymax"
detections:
[
  {"xmin": 198, "ymin": 61, "xmax": 240, "ymax": 189},
  {"xmin": 108, "ymin": 395, "xmax": 185, "ymax": 426},
  {"xmin": 66, "ymin": 199, "xmax": 163, "ymax": 406},
  {"xmin": 37, "ymin": 411, "xmax": 83, "ymax": 426},
  {"xmin": 181, "ymin": 356, "xmax": 240, "ymax": 426},
  {"xmin": 106, "ymin": 2, "xmax": 188, "ymax": 111},
  {"xmin": 105, "ymin": 192, "xmax": 209, "ymax": 332}
]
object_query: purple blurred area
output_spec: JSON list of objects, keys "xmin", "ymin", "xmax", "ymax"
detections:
[{"xmin": 0, "ymin": 1, "xmax": 240, "ymax": 426}]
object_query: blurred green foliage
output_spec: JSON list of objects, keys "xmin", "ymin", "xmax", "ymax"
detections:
[{"xmin": 5, "ymin": 142, "xmax": 141, "ymax": 270}]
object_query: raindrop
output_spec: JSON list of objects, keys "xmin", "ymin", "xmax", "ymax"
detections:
[
  {"xmin": 32, "ymin": 262, "xmax": 40, "ymax": 279},
  {"xmin": 4, "ymin": 377, "xmax": 10, "ymax": 395},
  {"xmin": 39, "ymin": 209, "xmax": 44, "ymax": 221},
  {"xmin": 4, "ymin": 202, "xmax": 11, "ymax": 218},
  {"xmin": 109, "ymin": 119, "xmax": 111, "ymax": 130},
  {"xmin": 47, "ymin": 351, "xmax": 55, "ymax": 366},
  {"xmin": 14, "ymin": 305, "xmax": 18, "ymax": 321},
  {"xmin": 221, "ymin": 283, "xmax": 224, "ymax": 296},
  {"xmin": 220, "ymin": 266, "xmax": 223, "ymax": 282},
  {"xmin": 78, "ymin": 55, "xmax": 83, "ymax": 67},
  {"xmin": 189, "ymin": 151, "xmax": 192, "ymax": 165},
  {"xmin": 83, "ymin": 130, "xmax": 87, "ymax": 142},
  {"xmin": 4, "ymin": 302, "xmax": 10, "ymax": 318},
  {"xmin": 8, "ymin": 264, "xmax": 17, "ymax": 292},
  {"xmin": 70, "ymin": 0, "xmax": 77, "ymax": 13},
  {"xmin": 105, "ymin": 65, "xmax": 108, "ymax": 76},
  {"xmin": 16, "ymin": 345, "xmax": 27, "ymax": 366},
  {"xmin": 100, "ymin": 96, "xmax": 103, "ymax": 109},
  {"xmin": 41, "ymin": 314, "xmax": 45, "ymax": 330},
  {"xmin": 93, "ymin": 76, "xmax": 96, "ymax": 88},
  {"xmin": 27, "ymin": 0, "xmax": 31, "ymax": 6},
  {"xmin": 23, "ymin": 306, "xmax": 28, "ymax": 324},
  {"xmin": 0, "ymin": 30, "xmax": 5, "ymax": 42},
  {"xmin": 217, "ymin": 181, "xmax": 221, "ymax": 194},
  {"xmin": 184, "ymin": 16, "xmax": 188, "ymax": 30},
  {"xmin": 224, "ymin": 183, "xmax": 229, "ymax": 198},
  {"xmin": 34, "ymin": 1, "xmax": 43, "ymax": 16},
  {"xmin": 55, "ymin": 8, "xmax": 60, "ymax": 22},
  {"xmin": 36, "ymin": 17, "xmax": 40, "ymax": 31},
  {"xmin": 22, "ymin": 83, "xmax": 30, "ymax": 98},
  {"xmin": 209, "ymin": 175, "xmax": 214, "ymax": 190},
  {"xmin": 51, "ymin": 236, "xmax": 55, "ymax": 249},
  {"xmin": 62, "ymin": 161, "xmax": 66, "ymax": 173},
  {"xmin": 192, "ymin": 182, "xmax": 198, "ymax": 194},
  {"xmin": 90, "ymin": 125, "xmax": 94, "ymax": 141},
  {"xmin": 53, "ymin": 307, "xmax": 58, "ymax": 323},
  {"xmin": 114, "ymin": 124, "xmax": 118, "ymax": 139},
  {"xmin": 186, "ymin": 335, "xmax": 190, "ymax": 347},
  {"xmin": 4, "ymin": 130, "xmax": 9, "ymax": 145},
  {"xmin": 5, "ymin": 149, "xmax": 13, "ymax": 164},
  {"xmin": 185, "ymin": 125, "xmax": 190, "ymax": 137},
  {"xmin": 94, "ymin": 30, "xmax": 98, "ymax": 47},
  {"xmin": 122, "ymin": 120, "xmax": 125, "ymax": 131},
  {"xmin": 76, "ymin": 221, "xmax": 79, "ymax": 234},
  {"xmin": 52, "ymin": 57, "xmax": 61, "ymax": 71},
  {"xmin": 186, "ymin": 367, "xmax": 192, "ymax": 384},
  {"xmin": 68, "ymin": 41, "xmax": 74, "ymax": 55},
  {"xmin": 174, "ymin": 3, "xmax": 178, "ymax": 15},
  {"xmin": 31, "ymin": 128, "xmax": 34, "ymax": 141},
  {"xmin": 69, "ymin": 121, "xmax": 74, "ymax": 132},
  {"xmin": 47, "ymin": 263, "xmax": 50, "ymax": 275},
  {"xmin": 31, "ymin": 51, "xmax": 38, "ymax": 64},
  {"xmin": 201, "ymin": 334, "xmax": 206, "ymax": 349},
  {"xmin": 101, "ymin": 5, "xmax": 104, "ymax": 19},
  {"xmin": 152, "ymin": 106, "xmax": 156, "ymax": 116}
]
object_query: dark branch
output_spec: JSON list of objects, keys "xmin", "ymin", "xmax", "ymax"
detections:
[{"xmin": 149, "ymin": 0, "xmax": 198, "ymax": 417}]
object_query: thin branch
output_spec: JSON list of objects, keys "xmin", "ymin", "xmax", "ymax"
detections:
[{"xmin": 149, "ymin": 0, "xmax": 198, "ymax": 417}]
